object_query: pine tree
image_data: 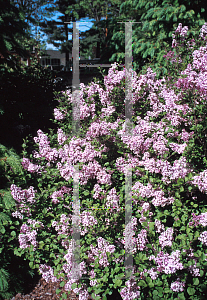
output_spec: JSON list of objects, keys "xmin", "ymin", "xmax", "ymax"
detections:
[
  {"xmin": 76, "ymin": 0, "xmax": 127, "ymax": 59},
  {"xmin": 0, "ymin": 0, "xmax": 30, "ymax": 67}
]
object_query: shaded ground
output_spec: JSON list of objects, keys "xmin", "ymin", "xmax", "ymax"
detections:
[{"xmin": 7, "ymin": 277, "xmax": 122, "ymax": 300}]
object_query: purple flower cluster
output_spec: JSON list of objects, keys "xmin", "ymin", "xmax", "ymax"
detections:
[
  {"xmin": 39, "ymin": 264, "xmax": 59, "ymax": 283},
  {"xmin": 191, "ymin": 170, "xmax": 207, "ymax": 193},
  {"xmin": 135, "ymin": 229, "xmax": 149, "ymax": 251},
  {"xmin": 175, "ymin": 23, "xmax": 188, "ymax": 37},
  {"xmin": 149, "ymin": 250, "xmax": 184, "ymax": 275},
  {"xmin": 172, "ymin": 23, "xmax": 188, "ymax": 48},
  {"xmin": 131, "ymin": 180, "xmax": 175, "ymax": 208},
  {"xmin": 49, "ymin": 185, "xmax": 72, "ymax": 205},
  {"xmin": 189, "ymin": 212, "xmax": 207, "ymax": 228},
  {"xmin": 198, "ymin": 231, "xmax": 207, "ymax": 246},
  {"xmin": 51, "ymin": 211, "xmax": 98, "ymax": 248},
  {"xmin": 54, "ymin": 108, "xmax": 67, "ymax": 120},
  {"xmin": 11, "ymin": 184, "xmax": 37, "ymax": 218},
  {"xmin": 120, "ymin": 275, "xmax": 141, "ymax": 300},
  {"xmin": 200, "ymin": 23, "xmax": 207, "ymax": 40},
  {"xmin": 188, "ymin": 260, "xmax": 201, "ymax": 277},
  {"xmin": 159, "ymin": 227, "xmax": 174, "ymax": 249},
  {"xmin": 117, "ymin": 217, "xmax": 138, "ymax": 253},
  {"xmin": 155, "ymin": 219, "xmax": 165, "ymax": 233},
  {"xmin": 62, "ymin": 238, "xmax": 116, "ymax": 300},
  {"xmin": 19, "ymin": 219, "xmax": 44, "ymax": 251},
  {"xmin": 171, "ymin": 279, "xmax": 185, "ymax": 292},
  {"xmin": 33, "ymin": 129, "xmax": 59, "ymax": 163},
  {"xmin": 92, "ymin": 183, "xmax": 105, "ymax": 200},
  {"xmin": 57, "ymin": 128, "xmax": 68, "ymax": 145},
  {"xmin": 21, "ymin": 157, "xmax": 42, "ymax": 174},
  {"xmin": 105, "ymin": 187, "xmax": 120, "ymax": 212},
  {"xmin": 85, "ymin": 237, "xmax": 116, "ymax": 268}
]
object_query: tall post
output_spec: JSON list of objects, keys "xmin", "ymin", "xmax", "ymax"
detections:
[
  {"xmin": 65, "ymin": 17, "xmax": 69, "ymax": 71},
  {"xmin": 124, "ymin": 21, "xmax": 133, "ymax": 282},
  {"xmin": 105, "ymin": 7, "xmax": 108, "ymax": 48},
  {"xmin": 117, "ymin": 20, "xmax": 143, "ymax": 282},
  {"xmin": 71, "ymin": 21, "xmax": 81, "ymax": 282}
]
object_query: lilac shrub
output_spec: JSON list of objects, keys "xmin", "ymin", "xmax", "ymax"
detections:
[{"xmin": 9, "ymin": 23, "xmax": 207, "ymax": 300}]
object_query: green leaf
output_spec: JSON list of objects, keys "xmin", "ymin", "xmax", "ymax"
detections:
[
  {"xmin": 177, "ymin": 292, "xmax": 185, "ymax": 300},
  {"xmin": 56, "ymin": 289, "xmax": 61, "ymax": 294},
  {"xmin": 193, "ymin": 278, "xmax": 199, "ymax": 285},
  {"xmin": 137, "ymin": 280, "xmax": 147, "ymax": 287},
  {"xmin": 62, "ymin": 292, "xmax": 67, "ymax": 299},
  {"xmin": 93, "ymin": 287, "xmax": 103, "ymax": 294},
  {"xmin": 71, "ymin": 283, "xmax": 77, "ymax": 289},
  {"xmin": 188, "ymin": 233, "xmax": 193, "ymax": 241},
  {"xmin": 187, "ymin": 287, "xmax": 195, "ymax": 295},
  {"xmin": 42, "ymin": 208, "xmax": 47, "ymax": 214},
  {"xmin": 201, "ymin": 253, "xmax": 206, "ymax": 261},
  {"xmin": 38, "ymin": 241, "xmax": 45, "ymax": 249},
  {"xmin": 11, "ymin": 230, "xmax": 16, "ymax": 237},
  {"xmin": 102, "ymin": 275, "xmax": 108, "ymax": 282},
  {"xmin": 60, "ymin": 281, "xmax": 65, "ymax": 287},
  {"xmin": 114, "ymin": 279, "xmax": 122, "ymax": 287},
  {"xmin": 83, "ymin": 190, "xmax": 89, "ymax": 196},
  {"xmin": 114, "ymin": 266, "xmax": 120, "ymax": 273},
  {"xmin": 153, "ymin": 290, "xmax": 158, "ymax": 295},
  {"xmin": 146, "ymin": 276, "xmax": 154, "ymax": 287},
  {"xmin": 29, "ymin": 261, "xmax": 34, "ymax": 269},
  {"xmin": 0, "ymin": 227, "xmax": 5, "ymax": 234}
]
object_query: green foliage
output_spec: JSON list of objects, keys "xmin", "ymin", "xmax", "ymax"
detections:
[
  {"xmin": 0, "ymin": 0, "xmax": 31, "ymax": 68},
  {"xmin": 106, "ymin": 0, "xmax": 207, "ymax": 77},
  {"xmin": 0, "ymin": 143, "xmax": 41, "ymax": 299},
  {"xmin": 0, "ymin": 268, "xmax": 9, "ymax": 292}
]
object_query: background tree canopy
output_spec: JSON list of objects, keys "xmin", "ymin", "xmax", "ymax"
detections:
[
  {"xmin": 0, "ymin": 0, "xmax": 30, "ymax": 64},
  {"xmin": 110, "ymin": 0, "xmax": 207, "ymax": 77},
  {"xmin": 38, "ymin": 0, "xmax": 127, "ymax": 61},
  {"xmin": 36, "ymin": 0, "xmax": 207, "ymax": 78}
]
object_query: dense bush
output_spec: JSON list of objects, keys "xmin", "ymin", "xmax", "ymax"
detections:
[{"xmin": 3, "ymin": 23, "xmax": 207, "ymax": 300}]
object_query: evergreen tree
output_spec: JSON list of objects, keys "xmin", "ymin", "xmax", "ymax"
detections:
[
  {"xmin": 76, "ymin": 0, "xmax": 127, "ymax": 59},
  {"xmin": 13, "ymin": 0, "xmax": 51, "ymax": 26},
  {"xmin": 0, "ymin": 0, "xmax": 31, "ymax": 67}
]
